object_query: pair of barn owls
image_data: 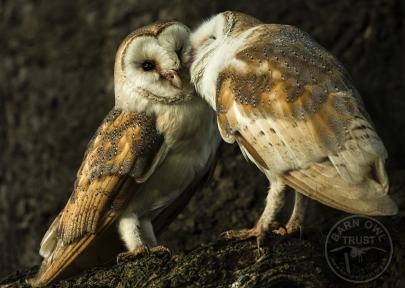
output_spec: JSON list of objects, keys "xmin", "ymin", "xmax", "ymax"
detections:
[{"xmin": 30, "ymin": 11, "xmax": 397, "ymax": 287}]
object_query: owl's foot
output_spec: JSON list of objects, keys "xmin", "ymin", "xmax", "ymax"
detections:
[
  {"xmin": 273, "ymin": 220, "xmax": 301, "ymax": 236},
  {"xmin": 149, "ymin": 245, "xmax": 171, "ymax": 256},
  {"xmin": 221, "ymin": 228, "xmax": 260, "ymax": 241},
  {"xmin": 117, "ymin": 245, "xmax": 149, "ymax": 263},
  {"xmin": 116, "ymin": 245, "xmax": 171, "ymax": 264},
  {"xmin": 221, "ymin": 221, "xmax": 283, "ymax": 247}
]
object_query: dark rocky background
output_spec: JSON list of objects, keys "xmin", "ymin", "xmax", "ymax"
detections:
[{"xmin": 1, "ymin": 0, "xmax": 404, "ymax": 286}]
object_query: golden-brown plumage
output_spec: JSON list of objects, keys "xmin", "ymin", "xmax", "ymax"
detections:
[
  {"xmin": 30, "ymin": 110, "xmax": 162, "ymax": 286},
  {"xmin": 59, "ymin": 110, "xmax": 162, "ymax": 244},
  {"xmin": 191, "ymin": 11, "xmax": 397, "ymax": 242},
  {"xmin": 214, "ymin": 24, "xmax": 391, "ymax": 207},
  {"xmin": 30, "ymin": 21, "xmax": 220, "ymax": 287}
]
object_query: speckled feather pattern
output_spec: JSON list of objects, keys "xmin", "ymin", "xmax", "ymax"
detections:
[
  {"xmin": 29, "ymin": 109, "xmax": 164, "ymax": 287},
  {"xmin": 59, "ymin": 109, "xmax": 162, "ymax": 245},
  {"xmin": 192, "ymin": 11, "xmax": 397, "ymax": 216},
  {"xmin": 31, "ymin": 20, "xmax": 220, "ymax": 287},
  {"xmin": 216, "ymin": 24, "xmax": 387, "ymax": 179}
]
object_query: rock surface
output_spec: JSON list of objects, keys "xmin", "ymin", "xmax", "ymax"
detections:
[
  {"xmin": 0, "ymin": 236, "xmax": 398, "ymax": 288},
  {"xmin": 0, "ymin": 231, "xmax": 403, "ymax": 288}
]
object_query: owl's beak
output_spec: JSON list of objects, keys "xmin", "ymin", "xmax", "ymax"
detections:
[{"xmin": 161, "ymin": 70, "xmax": 182, "ymax": 89}]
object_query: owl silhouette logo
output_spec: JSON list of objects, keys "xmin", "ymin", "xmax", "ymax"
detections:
[{"xmin": 325, "ymin": 215, "xmax": 393, "ymax": 283}]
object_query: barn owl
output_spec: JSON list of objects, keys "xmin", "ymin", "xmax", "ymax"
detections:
[
  {"xmin": 190, "ymin": 11, "xmax": 398, "ymax": 243},
  {"xmin": 29, "ymin": 21, "xmax": 220, "ymax": 287}
]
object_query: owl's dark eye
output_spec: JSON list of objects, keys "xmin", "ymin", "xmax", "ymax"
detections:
[{"xmin": 142, "ymin": 60, "xmax": 155, "ymax": 71}]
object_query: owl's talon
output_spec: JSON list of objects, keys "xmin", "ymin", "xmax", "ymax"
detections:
[
  {"xmin": 272, "ymin": 221, "xmax": 302, "ymax": 236},
  {"xmin": 221, "ymin": 224, "xmax": 276, "ymax": 249},
  {"xmin": 221, "ymin": 228, "xmax": 259, "ymax": 240},
  {"xmin": 116, "ymin": 245, "xmax": 150, "ymax": 264},
  {"xmin": 272, "ymin": 227, "xmax": 287, "ymax": 236},
  {"xmin": 287, "ymin": 221, "xmax": 303, "ymax": 237},
  {"xmin": 149, "ymin": 245, "xmax": 171, "ymax": 256},
  {"xmin": 271, "ymin": 222, "xmax": 288, "ymax": 236},
  {"xmin": 116, "ymin": 245, "xmax": 171, "ymax": 264}
]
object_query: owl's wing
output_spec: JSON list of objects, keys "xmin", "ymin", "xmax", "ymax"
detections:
[
  {"xmin": 216, "ymin": 24, "xmax": 397, "ymax": 215},
  {"xmin": 30, "ymin": 109, "xmax": 165, "ymax": 287}
]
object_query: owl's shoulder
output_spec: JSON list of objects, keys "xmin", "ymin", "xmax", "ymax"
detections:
[
  {"xmin": 76, "ymin": 109, "xmax": 161, "ymax": 185},
  {"xmin": 217, "ymin": 23, "xmax": 359, "ymax": 116}
]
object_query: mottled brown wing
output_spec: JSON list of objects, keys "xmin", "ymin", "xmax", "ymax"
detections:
[
  {"xmin": 30, "ymin": 109, "xmax": 164, "ymax": 287},
  {"xmin": 216, "ymin": 24, "xmax": 397, "ymax": 215}
]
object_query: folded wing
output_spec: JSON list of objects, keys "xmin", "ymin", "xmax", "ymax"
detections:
[
  {"xmin": 30, "ymin": 109, "xmax": 164, "ymax": 287},
  {"xmin": 216, "ymin": 24, "xmax": 397, "ymax": 215}
]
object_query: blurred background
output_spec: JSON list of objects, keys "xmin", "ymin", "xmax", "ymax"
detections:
[{"xmin": 0, "ymin": 0, "xmax": 404, "ymax": 278}]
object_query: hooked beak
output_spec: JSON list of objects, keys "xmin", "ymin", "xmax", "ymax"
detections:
[{"xmin": 161, "ymin": 69, "xmax": 182, "ymax": 89}]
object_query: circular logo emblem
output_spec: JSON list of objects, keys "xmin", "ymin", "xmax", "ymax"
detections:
[{"xmin": 325, "ymin": 215, "xmax": 393, "ymax": 283}]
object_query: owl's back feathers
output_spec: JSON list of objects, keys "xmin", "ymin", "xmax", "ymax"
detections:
[{"xmin": 215, "ymin": 23, "xmax": 397, "ymax": 215}]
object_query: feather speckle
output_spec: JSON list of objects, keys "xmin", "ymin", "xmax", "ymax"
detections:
[
  {"xmin": 190, "ymin": 11, "xmax": 398, "ymax": 242},
  {"xmin": 31, "ymin": 21, "xmax": 220, "ymax": 287}
]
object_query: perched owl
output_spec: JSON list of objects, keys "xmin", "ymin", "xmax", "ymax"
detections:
[
  {"xmin": 29, "ymin": 21, "xmax": 220, "ymax": 287},
  {"xmin": 190, "ymin": 11, "xmax": 398, "ymax": 242}
]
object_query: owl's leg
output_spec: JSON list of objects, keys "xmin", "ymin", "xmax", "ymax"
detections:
[
  {"xmin": 138, "ymin": 217, "xmax": 171, "ymax": 256},
  {"xmin": 118, "ymin": 212, "xmax": 145, "ymax": 250},
  {"xmin": 287, "ymin": 192, "xmax": 307, "ymax": 234},
  {"xmin": 274, "ymin": 192, "xmax": 307, "ymax": 236},
  {"xmin": 116, "ymin": 212, "xmax": 148, "ymax": 263},
  {"xmin": 222, "ymin": 178, "xmax": 286, "ymax": 246},
  {"xmin": 116, "ymin": 213, "xmax": 169, "ymax": 263}
]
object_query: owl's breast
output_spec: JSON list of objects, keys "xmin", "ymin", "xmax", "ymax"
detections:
[{"xmin": 126, "ymin": 95, "xmax": 220, "ymax": 218}]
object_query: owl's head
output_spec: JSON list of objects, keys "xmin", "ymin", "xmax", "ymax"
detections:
[
  {"xmin": 189, "ymin": 12, "xmax": 261, "ymax": 108},
  {"xmin": 115, "ymin": 21, "xmax": 194, "ymax": 110},
  {"xmin": 190, "ymin": 11, "xmax": 260, "ymax": 52}
]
